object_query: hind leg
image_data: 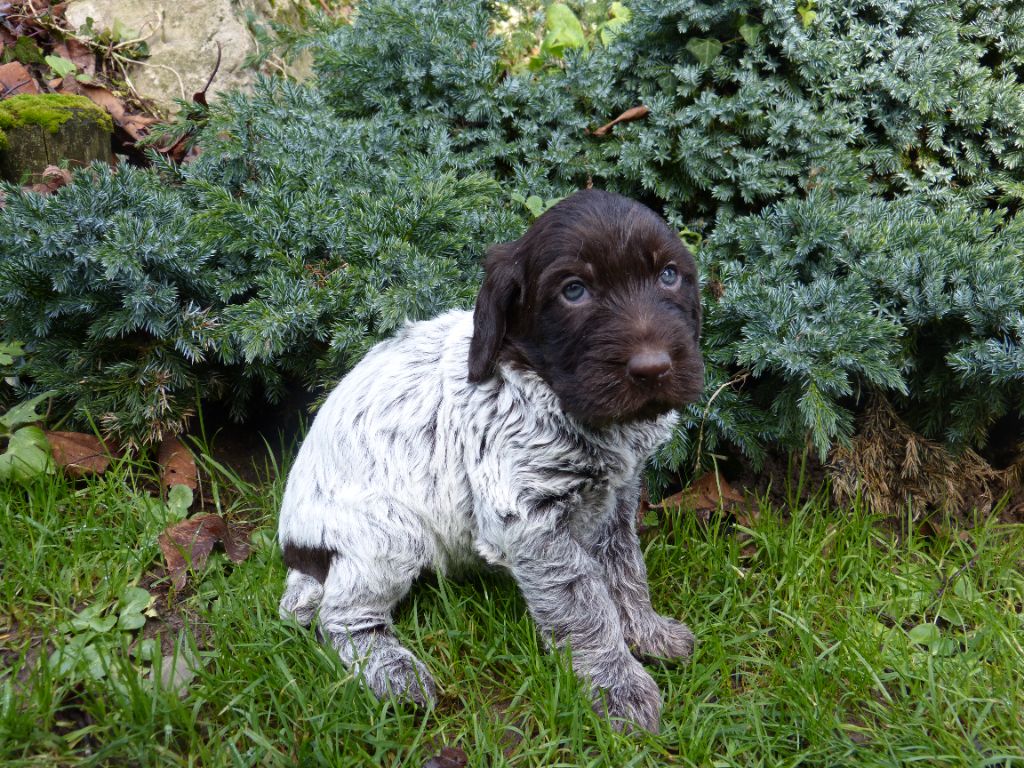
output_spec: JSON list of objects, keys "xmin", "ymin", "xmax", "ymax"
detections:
[{"xmin": 318, "ymin": 549, "xmax": 437, "ymax": 706}]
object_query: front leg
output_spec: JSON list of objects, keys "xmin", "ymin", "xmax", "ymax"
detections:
[
  {"xmin": 506, "ymin": 528, "xmax": 663, "ymax": 733},
  {"xmin": 589, "ymin": 482, "xmax": 695, "ymax": 661}
]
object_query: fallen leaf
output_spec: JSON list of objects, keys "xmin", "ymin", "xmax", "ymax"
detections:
[
  {"xmin": 592, "ymin": 105, "xmax": 649, "ymax": 136},
  {"xmin": 422, "ymin": 746, "xmax": 468, "ymax": 768},
  {"xmin": 52, "ymin": 38, "xmax": 94, "ymax": 76},
  {"xmin": 151, "ymin": 643, "xmax": 202, "ymax": 697},
  {"xmin": 0, "ymin": 61, "xmax": 41, "ymax": 95},
  {"xmin": 157, "ymin": 437, "xmax": 197, "ymax": 491},
  {"xmin": 61, "ymin": 81, "xmax": 156, "ymax": 143},
  {"xmin": 45, "ymin": 430, "xmax": 116, "ymax": 475},
  {"xmin": 28, "ymin": 165, "xmax": 72, "ymax": 195},
  {"xmin": 655, "ymin": 471, "xmax": 744, "ymax": 518},
  {"xmin": 159, "ymin": 513, "xmax": 250, "ymax": 590},
  {"xmin": 119, "ymin": 113, "xmax": 158, "ymax": 143}
]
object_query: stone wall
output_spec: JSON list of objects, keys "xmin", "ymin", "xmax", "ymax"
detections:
[{"xmin": 65, "ymin": 0, "xmax": 312, "ymax": 113}]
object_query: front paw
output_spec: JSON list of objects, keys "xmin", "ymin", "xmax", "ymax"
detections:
[
  {"xmin": 627, "ymin": 614, "xmax": 695, "ymax": 661},
  {"xmin": 592, "ymin": 663, "xmax": 662, "ymax": 733}
]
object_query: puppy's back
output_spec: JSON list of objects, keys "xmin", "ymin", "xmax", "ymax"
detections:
[{"xmin": 278, "ymin": 310, "xmax": 476, "ymax": 547}]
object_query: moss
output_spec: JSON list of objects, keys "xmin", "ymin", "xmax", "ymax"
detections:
[{"xmin": 0, "ymin": 94, "xmax": 113, "ymax": 149}]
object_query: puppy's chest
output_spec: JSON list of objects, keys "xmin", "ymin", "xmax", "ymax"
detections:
[{"xmin": 518, "ymin": 441, "xmax": 635, "ymax": 531}]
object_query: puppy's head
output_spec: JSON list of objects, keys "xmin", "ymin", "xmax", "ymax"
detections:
[{"xmin": 468, "ymin": 189, "xmax": 704, "ymax": 426}]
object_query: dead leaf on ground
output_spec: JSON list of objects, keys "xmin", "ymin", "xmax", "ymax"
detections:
[
  {"xmin": 59, "ymin": 80, "xmax": 157, "ymax": 142},
  {"xmin": 45, "ymin": 430, "xmax": 117, "ymax": 475},
  {"xmin": 51, "ymin": 38, "xmax": 94, "ymax": 76},
  {"xmin": 157, "ymin": 437, "xmax": 197, "ymax": 491},
  {"xmin": 159, "ymin": 514, "xmax": 250, "ymax": 590},
  {"xmin": 150, "ymin": 642, "xmax": 202, "ymax": 698},
  {"xmin": 0, "ymin": 61, "xmax": 41, "ymax": 95},
  {"xmin": 592, "ymin": 105, "xmax": 650, "ymax": 136},
  {"xmin": 422, "ymin": 746, "xmax": 468, "ymax": 768},
  {"xmin": 28, "ymin": 165, "xmax": 72, "ymax": 195},
  {"xmin": 656, "ymin": 471, "xmax": 745, "ymax": 520}
]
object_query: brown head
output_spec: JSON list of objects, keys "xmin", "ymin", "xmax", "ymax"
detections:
[{"xmin": 468, "ymin": 189, "xmax": 704, "ymax": 426}]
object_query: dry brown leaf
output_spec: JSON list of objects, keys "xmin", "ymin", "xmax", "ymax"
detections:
[
  {"xmin": 45, "ymin": 430, "xmax": 116, "ymax": 475},
  {"xmin": 28, "ymin": 165, "xmax": 73, "ymax": 195},
  {"xmin": 157, "ymin": 437, "xmax": 197, "ymax": 491},
  {"xmin": 592, "ymin": 105, "xmax": 650, "ymax": 137},
  {"xmin": 159, "ymin": 514, "xmax": 250, "ymax": 590},
  {"xmin": 61, "ymin": 81, "xmax": 155, "ymax": 142},
  {"xmin": 0, "ymin": 61, "xmax": 41, "ymax": 95},
  {"xmin": 656, "ymin": 471, "xmax": 744, "ymax": 517},
  {"xmin": 119, "ymin": 114, "xmax": 158, "ymax": 143}
]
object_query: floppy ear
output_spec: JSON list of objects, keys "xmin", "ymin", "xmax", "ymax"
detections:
[{"xmin": 468, "ymin": 243, "xmax": 522, "ymax": 383}]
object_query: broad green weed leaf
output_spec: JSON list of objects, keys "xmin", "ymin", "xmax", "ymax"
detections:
[
  {"xmin": 88, "ymin": 614, "xmax": 117, "ymax": 633},
  {"xmin": 599, "ymin": 2, "xmax": 632, "ymax": 45},
  {"xmin": 525, "ymin": 195, "xmax": 546, "ymax": 218},
  {"xmin": 952, "ymin": 577, "xmax": 979, "ymax": 601},
  {"xmin": 797, "ymin": 4, "xmax": 818, "ymax": 27},
  {"xmin": 0, "ymin": 341, "xmax": 24, "ymax": 367},
  {"xmin": 70, "ymin": 602, "xmax": 117, "ymax": 633},
  {"xmin": 82, "ymin": 644, "xmax": 107, "ymax": 679},
  {"xmin": 908, "ymin": 622, "xmax": 941, "ymax": 647},
  {"xmin": 739, "ymin": 23, "xmax": 763, "ymax": 46},
  {"xmin": 686, "ymin": 38, "xmax": 722, "ymax": 66},
  {"xmin": 543, "ymin": 3, "xmax": 586, "ymax": 57},
  {"xmin": 167, "ymin": 484, "xmax": 194, "ymax": 518},
  {"xmin": 118, "ymin": 612, "xmax": 147, "ymax": 631},
  {"xmin": 0, "ymin": 391, "xmax": 55, "ymax": 430},
  {"xmin": 118, "ymin": 586, "xmax": 153, "ymax": 630},
  {"xmin": 45, "ymin": 55, "xmax": 77, "ymax": 78},
  {"xmin": 135, "ymin": 638, "xmax": 157, "ymax": 661},
  {"xmin": 0, "ymin": 425, "xmax": 53, "ymax": 482}
]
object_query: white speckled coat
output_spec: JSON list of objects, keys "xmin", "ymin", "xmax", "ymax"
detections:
[
  {"xmin": 279, "ymin": 189, "xmax": 702, "ymax": 733},
  {"xmin": 281, "ymin": 309, "xmax": 674, "ymax": 573},
  {"xmin": 279, "ymin": 311, "xmax": 693, "ymax": 730}
]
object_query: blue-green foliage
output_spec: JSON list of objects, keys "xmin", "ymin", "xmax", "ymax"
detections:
[
  {"xmin": 0, "ymin": 77, "xmax": 521, "ymax": 446},
  {"xmin": 0, "ymin": 0, "xmax": 1021, "ymax": 474}
]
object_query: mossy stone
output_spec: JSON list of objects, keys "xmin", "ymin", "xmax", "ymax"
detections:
[{"xmin": 0, "ymin": 94, "xmax": 113, "ymax": 183}]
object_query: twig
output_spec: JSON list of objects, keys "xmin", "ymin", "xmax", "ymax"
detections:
[
  {"xmin": 693, "ymin": 370, "xmax": 750, "ymax": 471},
  {"xmin": 1, "ymin": 80, "xmax": 33, "ymax": 97},
  {"xmin": 114, "ymin": 55, "xmax": 187, "ymax": 101}
]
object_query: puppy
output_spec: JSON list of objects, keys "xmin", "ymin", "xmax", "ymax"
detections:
[{"xmin": 278, "ymin": 189, "xmax": 704, "ymax": 732}]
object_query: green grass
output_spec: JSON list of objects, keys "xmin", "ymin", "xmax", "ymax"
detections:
[{"xmin": 1, "ymin": 452, "xmax": 1023, "ymax": 767}]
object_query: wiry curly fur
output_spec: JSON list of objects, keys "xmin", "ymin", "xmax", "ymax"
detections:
[{"xmin": 278, "ymin": 190, "xmax": 704, "ymax": 732}]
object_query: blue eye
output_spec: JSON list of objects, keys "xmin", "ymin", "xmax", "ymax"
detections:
[
  {"xmin": 659, "ymin": 265, "xmax": 680, "ymax": 287},
  {"xmin": 562, "ymin": 280, "xmax": 588, "ymax": 302}
]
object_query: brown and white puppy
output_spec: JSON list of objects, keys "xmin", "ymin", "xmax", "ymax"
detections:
[{"xmin": 278, "ymin": 189, "xmax": 704, "ymax": 732}]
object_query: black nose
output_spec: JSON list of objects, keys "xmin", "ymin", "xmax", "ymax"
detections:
[{"xmin": 627, "ymin": 350, "xmax": 672, "ymax": 380}]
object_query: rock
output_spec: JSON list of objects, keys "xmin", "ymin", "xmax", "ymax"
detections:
[
  {"xmin": 0, "ymin": 94, "xmax": 113, "ymax": 184},
  {"xmin": 64, "ymin": 0, "xmax": 273, "ymax": 114}
]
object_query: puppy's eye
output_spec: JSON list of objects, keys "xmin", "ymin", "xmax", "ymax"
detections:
[
  {"xmin": 659, "ymin": 265, "xmax": 680, "ymax": 287},
  {"xmin": 562, "ymin": 280, "xmax": 589, "ymax": 303}
]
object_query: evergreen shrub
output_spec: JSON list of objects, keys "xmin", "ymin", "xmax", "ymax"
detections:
[{"xmin": 1, "ymin": 0, "xmax": 1021, "ymax": 493}]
